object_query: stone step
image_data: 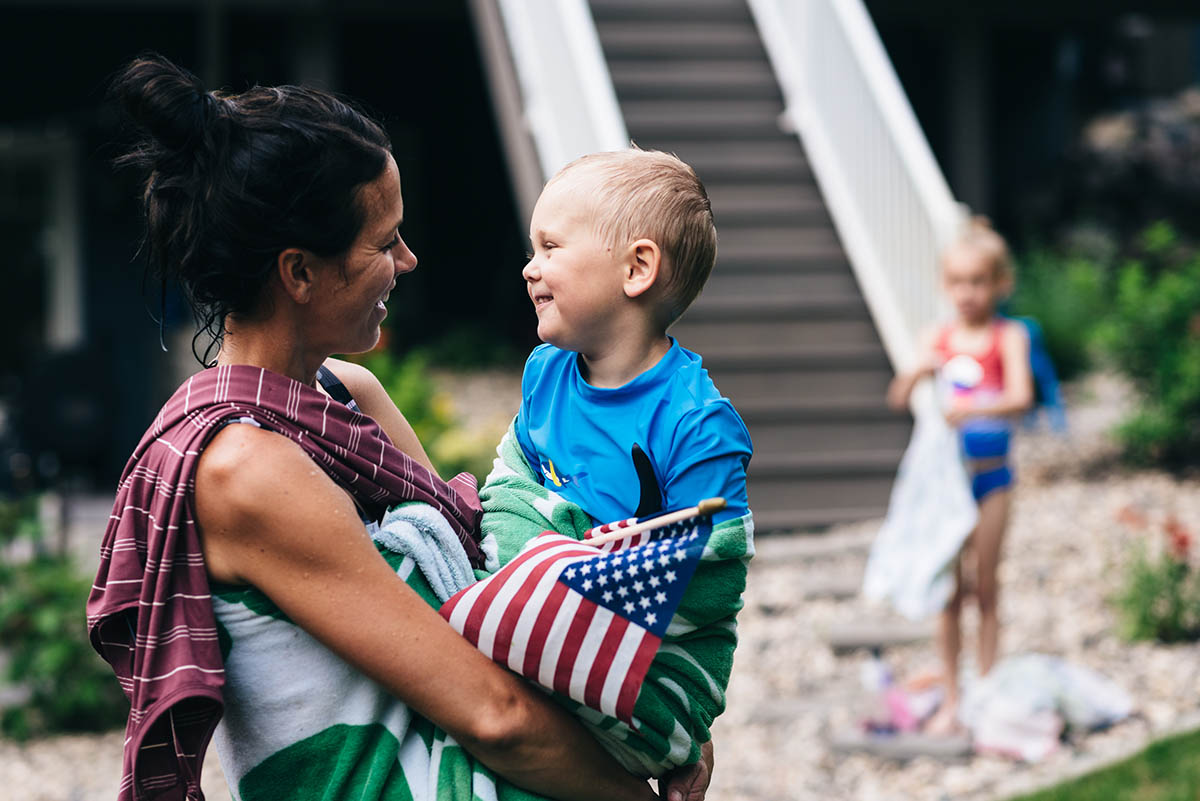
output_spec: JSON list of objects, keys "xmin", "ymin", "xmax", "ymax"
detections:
[
  {"xmin": 829, "ymin": 731, "xmax": 974, "ymax": 761},
  {"xmin": 825, "ymin": 620, "xmax": 934, "ymax": 654}
]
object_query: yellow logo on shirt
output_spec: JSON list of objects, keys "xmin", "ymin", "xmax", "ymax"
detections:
[{"xmin": 542, "ymin": 460, "xmax": 565, "ymax": 487}]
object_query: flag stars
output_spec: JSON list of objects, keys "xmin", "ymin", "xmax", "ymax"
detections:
[
  {"xmin": 674, "ymin": 549, "xmax": 687, "ymax": 562},
  {"xmin": 639, "ymin": 596, "xmax": 651, "ymax": 609},
  {"xmin": 655, "ymin": 591, "xmax": 667, "ymax": 604},
  {"xmin": 627, "ymin": 562, "xmax": 639, "ymax": 576},
  {"xmin": 602, "ymin": 590, "xmax": 613, "ymax": 603},
  {"xmin": 665, "ymin": 570, "xmax": 677, "ymax": 583},
  {"xmin": 632, "ymin": 580, "xmax": 644, "ymax": 593},
  {"xmin": 648, "ymin": 575, "xmax": 660, "ymax": 588},
  {"xmin": 582, "ymin": 579, "xmax": 593, "ymax": 591},
  {"xmin": 579, "ymin": 562, "xmax": 592, "ymax": 575},
  {"xmin": 658, "ymin": 553, "xmax": 671, "ymax": 566},
  {"xmin": 645, "ymin": 612, "xmax": 657, "ymax": 627},
  {"xmin": 565, "ymin": 567, "xmax": 577, "ymax": 580},
  {"xmin": 624, "ymin": 601, "xmax": 635, "ymax": 614},
  {"xmin": 596, "ymin": 574, "xmax": 608, "ymax": 586},
  {"xmin": 617, "ymin": 585, "xmax": 629, "ymax": 597}
]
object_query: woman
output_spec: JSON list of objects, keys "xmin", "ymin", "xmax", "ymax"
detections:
[{"xmin": 87, "ymin": 55, "xmax": 711, "ymax": 801}]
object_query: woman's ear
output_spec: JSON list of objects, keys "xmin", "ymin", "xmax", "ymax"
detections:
[
  {"xmin": 276, "ymin": 248, "xmax": 317, "ymax": 304},
  {"xmin": 624, "ymin": 238, "xmax": 662, "ymax": 299}
]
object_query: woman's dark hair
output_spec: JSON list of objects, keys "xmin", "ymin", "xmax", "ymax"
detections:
[{"xmin": 112, "ymin": 54, "xmax": 392, "ymax": 362}]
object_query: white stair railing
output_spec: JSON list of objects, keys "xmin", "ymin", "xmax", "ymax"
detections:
[
  {"xmin": 491, "ymin": 0, "xmax": 628, "ymax": 181},
  {"xmin": 749, "ymin": 0, "xmax": 965, "ymax": 408}
]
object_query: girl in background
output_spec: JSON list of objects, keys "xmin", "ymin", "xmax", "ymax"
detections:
[{"xmin": 887, "ymin": 218, "xmax": 1034, "ymax": 734}]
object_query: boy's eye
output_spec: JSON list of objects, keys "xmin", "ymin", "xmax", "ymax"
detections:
[{"xmin": 525, "ymin": 251, "xmax": 534, "ymax": 261}]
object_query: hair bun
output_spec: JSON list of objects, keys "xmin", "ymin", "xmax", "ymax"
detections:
[{"xmin": 113, "ymin": 53, "xmax": 214, "ymax": 152}]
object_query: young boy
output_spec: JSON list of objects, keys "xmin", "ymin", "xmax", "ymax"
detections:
[{"xmin": 515, "ymin": 148, "xmax": 753, "ymax": 526}]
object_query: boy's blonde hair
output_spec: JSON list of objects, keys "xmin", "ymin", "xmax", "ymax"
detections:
[
  {"xmin": 548, "ymin": 148, "xmax": 718, "ymax": 326},
  {"xmin": 946, "ymin": 216, "xmax": 1014, "ymax": 289}
]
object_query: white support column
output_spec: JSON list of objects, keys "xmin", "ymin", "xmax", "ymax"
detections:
[{"xmin": 44, "ymin": 138, "xmax": 83, "ymax": 352}]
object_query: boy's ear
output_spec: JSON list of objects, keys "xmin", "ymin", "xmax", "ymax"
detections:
[
  {"xmin": 276, "ymin": 248, "xmax": 318, "ymax": 304},
  {"xmin": 623, "ymin": 238, "xmax": 662, "ymax": 299}
]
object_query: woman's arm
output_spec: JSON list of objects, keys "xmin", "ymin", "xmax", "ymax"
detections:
[
  {"xmin": 195, "ymin": 424, "xmax": 653, "ymax": 801},
  {"xmin": 324, "ymin": 357, "xmax": 440, "ymax": 476}
]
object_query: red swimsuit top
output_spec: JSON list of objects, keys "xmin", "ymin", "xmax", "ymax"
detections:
[{"xmin": 934, "ymin": 319, "xmax": 1006, "ymax": 394}]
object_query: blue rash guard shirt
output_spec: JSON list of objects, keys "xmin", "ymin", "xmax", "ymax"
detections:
[{"xmin": 514, "ymin": 340, "xmax": 753, "ymax": 526}]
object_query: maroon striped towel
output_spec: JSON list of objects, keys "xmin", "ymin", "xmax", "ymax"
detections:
[{"xmin": 86, "ymin": 364, "xmax": 483, "ymax": 801}]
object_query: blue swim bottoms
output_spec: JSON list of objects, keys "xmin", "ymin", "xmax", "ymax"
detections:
[
  {"xmin": 961, "ymin": 425, "xmax": 1010, "ymax": 460},
  {"xmin": 971, "ymin": 465, "xmax": 1013, "ymax": 502},
  {"xmin": 961, "ymin": 422, "xmax": 1013, "ymax": 501}
]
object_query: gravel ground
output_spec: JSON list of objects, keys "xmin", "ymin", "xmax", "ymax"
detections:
[{"xmin": 3, "ymin": 373, "xmax": 1198, "ymax": 801}]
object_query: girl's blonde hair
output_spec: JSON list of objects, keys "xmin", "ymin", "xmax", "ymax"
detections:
[{"xmin": 945, "ymin": 215, "xmax": 1014, "ymax": 291}]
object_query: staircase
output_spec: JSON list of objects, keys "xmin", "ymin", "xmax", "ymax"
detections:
[{"xmin": 589, "ymin": 0, "xmax": 911, "ymax": 531}]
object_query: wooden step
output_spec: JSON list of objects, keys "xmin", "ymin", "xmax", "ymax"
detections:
[
  {"xmin": 752, "ymin": 506, "xmax": 888, "ymax": 532},
  {"xmin": 714, "ymin": 366, "xmax": 893, "ymax": 404},
  {"xmin": 745, "ymin": 417, "xmax": 912, "ymax": 456},
  {"xmin": 673, "ymin": 317, "xmax": 884, "ymax": 350},
  {"xmin": 685, "ymin": 292, "xmax": 867, "ymax": 320},
  {"xmin": 700, "ymin": 341, "xmax": 889, "ymax": 370},
  {"xmin": 716, "ymin": 225, "xmax": 845, "ymax": 262},
  {"xmin": 622, "ymin": 99, "xmax": 783, "ymax": 139},
  {"xmin": 701, "ymin": 268, "xmax": 860, "ymax": 297},
  {"xmin": 637, "ymin": 139, "xmax": 811, "ymax": 183},
  {"xmin": 609, "ymin": 60, "xmax": 779, "ymax": 99},
  {"xmin": 596, "ymin": 22, "xmax": 763, "ymax": 60},
  {"xmin": 735, "ymin": 396, "xmax": 899, "ymax": 421},
  {"xmin": 706, "ymin": 183, "xmax": 829, "ymax": 225},
  {"xmin": 590, "ymin": 0, "xmax": 752, "ymax": 23}
]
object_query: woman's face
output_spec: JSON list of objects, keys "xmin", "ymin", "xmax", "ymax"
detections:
[{"xmin": 311, "ymin": 154, "xmax": 416, "ymax": 354}]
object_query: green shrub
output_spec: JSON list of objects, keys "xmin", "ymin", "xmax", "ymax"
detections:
[
  {"xmin": 0, "ymin": 496, "xmax": 128, "ymax": 739},
  {"xmin": 1008, "ymin": 250, "xmax": 1109, "ymax": 381},
  {"xmin": 352, "ymin": 347, "xmax": 501, "ymax": 482},
  {"xmin": 1095, "ymin": 226, "xmax": 1200, "ymax": 466},
  {"xmin": 1114, "ymin": 517, "xmax": 1200, "ymax": 643}
]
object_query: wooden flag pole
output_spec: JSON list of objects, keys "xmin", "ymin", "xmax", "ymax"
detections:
[{"xmin": 585, "ymin": 497, "xmax": 727, "ymax": 548}]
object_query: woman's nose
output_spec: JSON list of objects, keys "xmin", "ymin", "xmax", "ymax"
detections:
[{"xmin": 395, "ymin": 237, "xmax": 417, "ymax": 274}]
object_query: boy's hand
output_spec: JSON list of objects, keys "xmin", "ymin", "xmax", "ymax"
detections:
[{"xmin": 658, "ymin": 740, "xmax": 714, "ymax": 801}]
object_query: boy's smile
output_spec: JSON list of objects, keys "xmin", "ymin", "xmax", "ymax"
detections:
[{"xmin": 522, "ymin": 177, "xmax": 627, "ymax": 355}]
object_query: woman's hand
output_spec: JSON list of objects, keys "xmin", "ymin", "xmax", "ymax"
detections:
[{"xmin": 659, "ymin": 740, "xmax": 714, "ymax": 801}]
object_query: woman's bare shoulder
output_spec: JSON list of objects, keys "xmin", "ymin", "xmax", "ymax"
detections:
[{"xmin": 323, "ymin": 357, "xmax": 391, "ymax": 411}]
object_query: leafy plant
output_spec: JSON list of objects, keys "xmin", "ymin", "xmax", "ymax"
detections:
[
  {"xmin": 0, "ymin": 496, "xmax": 128, "ymax": 739},
  {"xmin": 1008, "ymin": 249, "xmax": 1109, "ymax": 381},
  {"xmin": 1094, "ymin": 223, "xmax": 1200, "ymax": 466},
  {"xmin": 351, "ymin": 345, "xmax": 502, "ymax": 482},
  {"xmin": 1114, "ymin": 516, "xmax": 1200, "ymax": 643}
]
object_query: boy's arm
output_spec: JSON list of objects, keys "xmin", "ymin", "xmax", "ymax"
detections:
[{"xmin": 662, "ymin": 403, "xmax": 752, "ymax": 522}]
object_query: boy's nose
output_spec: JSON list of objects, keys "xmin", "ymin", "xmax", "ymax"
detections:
[{"xmin": 522, "ymin": 259, "xmax": 539, "ymax": 282}]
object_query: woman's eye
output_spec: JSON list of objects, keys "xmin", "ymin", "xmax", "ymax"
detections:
[{"xmin": 384, "ymin": 235, "xmax": 400, "ymax": 251}]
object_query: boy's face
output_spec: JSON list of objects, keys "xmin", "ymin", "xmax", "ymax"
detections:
[{"xmin": 522, "ymin": 176, "xmax": 627, "ymax": 353}]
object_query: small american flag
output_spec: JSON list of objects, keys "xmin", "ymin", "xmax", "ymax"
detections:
[{"xmin": 440, "ymin": 513, "xmax": 713, "ymax": 724}]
